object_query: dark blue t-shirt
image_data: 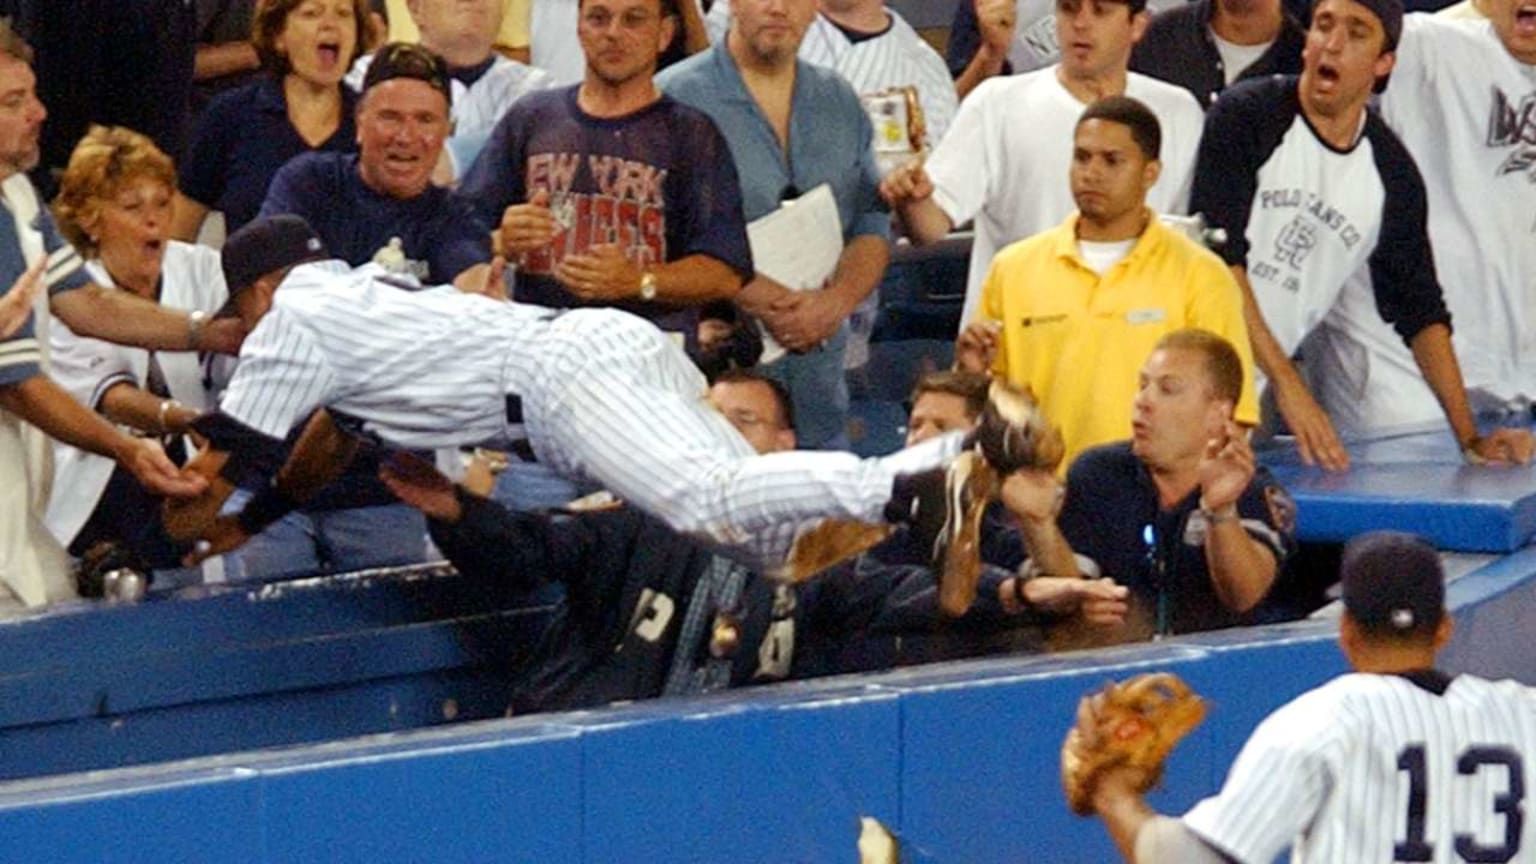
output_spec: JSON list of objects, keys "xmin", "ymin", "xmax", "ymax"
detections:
[
  {"xmin": 459, "ymin": 86, "xmax": 753, "ymax": 334},
  {"xmin": 260, "ymin": 152, "xmax": 490, "ymax": 283},
  {"xmin": 180, "ymin": 75, "xmax": 358, "ymax": 233},
  {"xmin": 1057, "ymin": 442, "xmax": 1297, "ymax": 635}
]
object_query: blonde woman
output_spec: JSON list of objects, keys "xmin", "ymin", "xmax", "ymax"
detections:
[{"xmin": 48, "ymin": 126, "xmax": 230, "ymax": 582}]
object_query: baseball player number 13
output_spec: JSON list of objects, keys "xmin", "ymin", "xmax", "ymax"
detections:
[{"xmin": 1395, "ymin": 744, "xmax": 1524, "ymax": 862}]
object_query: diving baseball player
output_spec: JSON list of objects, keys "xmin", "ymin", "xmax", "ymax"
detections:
[
  {"xmin": 1074, "ymin": 531, "xmax": 1536, "ymax": 863},
  {"xmin": 167, "ymin": 216, "xmax": 1045, "ymax": 581}
]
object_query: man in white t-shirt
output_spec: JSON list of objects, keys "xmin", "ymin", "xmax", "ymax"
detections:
[
  {"xmin": 1304, "ymin": 0, "xmax": 1536, "ymax": 436},
  {"xmin": 1191, "ymin": 0, "xmax": 1533, "ymax": 468},
  {"xmin": 879, "ymin": 0, "xmax": 1205, "ymax": 328}
]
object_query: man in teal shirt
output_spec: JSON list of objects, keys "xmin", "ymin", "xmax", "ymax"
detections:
[{"xmin": 658, "ymin": 0, "xmax": 889, "ymax": 450}]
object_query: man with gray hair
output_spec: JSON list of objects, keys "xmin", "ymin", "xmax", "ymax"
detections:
[{"xmin": 0, "ymin": 19, "xmax": 231, "ymax": 609}]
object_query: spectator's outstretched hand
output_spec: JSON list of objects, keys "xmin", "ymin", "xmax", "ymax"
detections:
[
  {"xmin": 768, "ymin": 287, "xmax": 849, "ymax": 351},
  {"xmin": 556, "ymin": 243, "xmax": 642, "ymax": 302},
  {"xmin": 1021, "ymin": 576, "xmax": 1129, "ymax": 624},
  {"xmin": 976, "ymin": 0, "xmax": 1017, "ymax": 55},
  {"xmin": 955, "ymin": 320, "xmax": 1000, "ymax": 374},
  {"xmin": 198, "ymin": 316, "xmax": 247, "ymax": 355},
  {"xmin": 124, "ymin": 437, "xmax": 207, "ymax": 498},
  {"xmin": 878, "ymin": 159, "xmax": 934, "ymax": 207},
  {"xmin": 497, "ymin": 189, "xmax": 559, "ymax": 259},
  {"xmin": 1465, "ymin": 429, "xmax": 1535, "ymax": 466},
  {"xmin": 1196, "ymin": 420, "xmax": 1255, "ymax": 512}
]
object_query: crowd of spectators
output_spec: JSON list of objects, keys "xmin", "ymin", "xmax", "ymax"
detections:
[{"xmin": 0, "ymin": 0, "xmax": 1533, "ymax": 713}]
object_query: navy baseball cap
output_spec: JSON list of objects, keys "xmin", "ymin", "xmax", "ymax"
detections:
[
  {"xmin": 1312, "ymin": 0, "xmax": 1403, "ymax": 50},
  {"xmin": 1340, "ymin": 531, "xmax": 1444, "ymax": 633},
  {"xmin": 219, "ymin": 215, "xmax": 329, "ymax": 314},
  {"xmin": 362, "ymin": 42, "xmax": 453, "ymax": 108}
]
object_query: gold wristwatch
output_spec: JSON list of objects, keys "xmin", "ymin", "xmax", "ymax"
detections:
[{"xmin": 638, "ymin": 271, "xmax": 658, "ymax": 301}]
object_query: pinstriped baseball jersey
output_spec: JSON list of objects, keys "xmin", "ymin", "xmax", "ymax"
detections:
[
  {"xmin": 790, "ymin": 11, "xmax": 958, "ymax": 148},
  {"xmin": 1184, "ymin": 671, "xmax": 1536, "ymax": 863},
  {"xmin": 220, "ymin": 260, "xmax": 551, "ymax": 449},
  {"xmin": 217, "ymin": 260, "xmax": 962, "ymax": 570}
]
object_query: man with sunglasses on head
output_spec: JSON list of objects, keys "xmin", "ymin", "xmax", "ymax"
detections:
[
  {"xmin": 263, "ymin": 42, "xmax": 493, "ymax": 290},
  {"xmin": 244, "ymin": 42, "xmax": 499, "ymax": 582},
  {"xmin": 659, "ymin": 0, "xmax": 891, "ymax": 452}
]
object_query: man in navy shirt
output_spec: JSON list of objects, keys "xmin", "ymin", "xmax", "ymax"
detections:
[
  {"xmin": 1008, "ymin": 329, "xmax": 1296, "ymax": 640},
  {"xmin": 0, "ymin": 21, "xmax": 220, "ymax": 609},
  {"xmin": 261, "ymin": 42, "xmax": 493, "ymax": 288},
  {"xmin": 459, "ymin": 0, "xmax": 752, "ymax": 339}
]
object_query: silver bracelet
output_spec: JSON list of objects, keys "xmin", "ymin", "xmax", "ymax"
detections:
[
  {"xmin": 158, "ymin": 398, "xmax": 182, "ymax": 434},
  {"xmin": 187, "ymin": 309, "xmax": 208, "ymax": 350}
]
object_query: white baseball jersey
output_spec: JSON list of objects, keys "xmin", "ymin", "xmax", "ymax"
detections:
[
  {"xmin": 928, "ymin": 67, "xmax": 1204, "ymax": 326},
  {"xmin": 704, "ymin": 7, "xmax": 958, "ymax": 151},
  {"xmin": 1184, "ymin": 671, "xmax": 1536, "ymax": 863},
  {"xmin": 219, "ymin": 261, "xmax": 960, "ymax": 570},
  {"xmin": 1347, "ymin": 15, "xmax": 1536, "ymax": 425},
  {"xmin": 46, "ymin": 242, "xmax": 228, "ymax": 545}
]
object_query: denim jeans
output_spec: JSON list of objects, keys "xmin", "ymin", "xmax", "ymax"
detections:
[
  {"xmin": 760, "ymin": 323, "xmax": 851, "ymax": 451},
  {"xmin": 490, "ymin": 459, "xmax": 600, "ymax": 512},
  {"xmin": 222, "ymin": 494, "xmax": 430, "ymax": 583}
]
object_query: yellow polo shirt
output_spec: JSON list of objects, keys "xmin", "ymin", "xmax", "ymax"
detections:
[{"xmin": 976, "ymin": 213, "xmax": 1260, "ymax": 470}]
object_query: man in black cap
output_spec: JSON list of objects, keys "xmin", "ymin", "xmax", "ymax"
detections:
[
  {"xmin": 1188, "ymin": 0, "xmax": 1533, "ymax": 472},
  {"xmin": 259, "ymin": 42, "xmax": 495, "ymax": 291},
  {"xmin": 198, "ymin": 214, "xmax": 435, "ymax": 584},
  {"xmin": 1076, "ymin": 529, "xmax": 1536, "ymax": 863}
]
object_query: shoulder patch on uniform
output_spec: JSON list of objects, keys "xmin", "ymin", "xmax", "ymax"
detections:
[{"xmin": 1264, "ymin": 485, "xmax": 1296, "ymax": 535}]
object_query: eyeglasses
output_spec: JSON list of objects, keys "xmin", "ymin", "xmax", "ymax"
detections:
[{"xmin": 581, "ymin": 8, "xmax": 661, "ymax": 30}]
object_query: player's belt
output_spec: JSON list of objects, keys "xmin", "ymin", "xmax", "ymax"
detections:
[{"xmin": 504, "ymin": 395, "xmax": 535, "ymax": 461}]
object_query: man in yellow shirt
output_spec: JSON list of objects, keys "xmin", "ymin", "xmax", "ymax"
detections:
[{"xmin": 956, "ymin": 95, "xmax": 1257, "ymax": 472}]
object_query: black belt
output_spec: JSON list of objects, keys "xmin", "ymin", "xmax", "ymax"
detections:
[{"xmin": 504, "ymin": 395, "xmax": 535, "ymax": 461}]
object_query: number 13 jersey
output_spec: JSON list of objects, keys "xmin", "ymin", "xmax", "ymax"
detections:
[{"xmin": 1184, "ymin": 671, "xmax": 1536, "ymax": 863}]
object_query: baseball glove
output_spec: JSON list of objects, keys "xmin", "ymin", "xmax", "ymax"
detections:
[
  {"xmin": 971, "ymin": 380, "xmax": 1065, "ymax": 475},
  {"xmin": 1061, "ymin": 672, "xmax": 1206, "ymax": 816}
]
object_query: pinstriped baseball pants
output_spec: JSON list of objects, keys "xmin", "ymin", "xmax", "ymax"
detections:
[{"xmin": 522, "ymin": 308, "xmax": 959, "ymax": 571}]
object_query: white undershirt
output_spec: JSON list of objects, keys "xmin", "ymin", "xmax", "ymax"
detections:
[
  {"xmin": 1211, "ymin": 31, "xmax": 1273, "ymax": 85},
  {"xmin": 1075, "ymin": 238, "xmax": 1137, "ymax": 275}
]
